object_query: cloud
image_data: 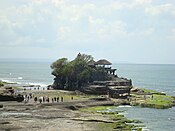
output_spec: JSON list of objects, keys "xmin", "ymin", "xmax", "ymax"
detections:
[
  {"xmin": 112, "ymin": 0, "xmax": 152, "ymax": 10},
  {"xmin": 0, "ymin": 0, "xmax": 174, "ymax": 48},
  {"xmin": 0, "ymin": 0, "xmax": 175, "ymax": 64},
  {"xmin": 0, "ymin": 1, "xmax": 59, "ymax": 47},
  {"xmin": 142, "ymin": 28, "xmax": 155, "ymax": 35},
  {"xmin": 167, "ymin": 28, "xmax": 175, "ymax": 41},
  {"xmin": 134, "ymin": 0, "xmax": 152, "ymax": 5},
  {"xmin": 145, "ymin": 3, "xmax": 175, "ymax": 15}
]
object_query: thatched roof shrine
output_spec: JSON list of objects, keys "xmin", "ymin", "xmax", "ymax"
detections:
[{"xmin": 95, "ymin": 59, "xmax": 112, "ymax": 65}]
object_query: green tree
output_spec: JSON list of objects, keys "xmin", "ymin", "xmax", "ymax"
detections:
[
  {"xmin": 51, "ymin": 58, "xmax": 68, "ymax": 89},
  {"xmin": 51, "ymin": 53, "xmax": 108, "ymax": 90}
]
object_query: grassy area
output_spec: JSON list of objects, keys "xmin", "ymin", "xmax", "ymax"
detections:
[
  {"xmin": 80, "ymin": 106, "xmax": 143, "ymax": 131},
  {"xmin": 142, "ymin": 88, "xmax": 159, "ymax": 94},
  {"xmin": 144, "ymin": 94, "xmax": 173, "ymax": 109},
  {"xmin": 142, "ymin": 88, "xmax": 166, "ymax": 95},
  {"xmin": 79, "ymin": 106, "xmax": 113, "ymax": 112},
  {"xmin": 130, "ymin": 88, "xmax": 174, "ymax": 109},
  {"xmin": 26, "ymin": 90, "xmax": 97, "ymax": 102}
]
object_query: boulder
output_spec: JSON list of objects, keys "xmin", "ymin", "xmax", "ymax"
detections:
[{"xmin": 131, "ymin": 87, "xmax": 139, "ymax": 92}]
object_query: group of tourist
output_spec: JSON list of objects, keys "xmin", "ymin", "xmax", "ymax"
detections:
[
  {"xmin": 34, "ymin": 96, "xmax": 64, "ymax": 103},
  {"xmin": 23, "ymin": 93, "xmax": 33, "ymax": 103},
  {"xmin": 23, "ymin": 87, "xmax": 47, "ymax": 91},
  {"xmin": 23, "ymin": 93, "xmax": 73, "ymax": 104},
  {"xmin": 22, "ymin": 86, "xmax": 75, "ymax": 104}
]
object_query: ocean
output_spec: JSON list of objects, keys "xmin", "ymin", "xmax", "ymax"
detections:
[
  {"xmin": 0, "ymin": 60, "xmax": 175, "ymax": 130},
  {"xmin": 0, "ymin": 60, "xmax": 54, "ymax": 87},
  {"xmin": 115, "ymin": 64, "xmax": 175, "ymax": 96}
]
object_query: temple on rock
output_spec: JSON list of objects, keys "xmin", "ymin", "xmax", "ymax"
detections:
[
  {"xmin": 82, "ymin": 58, "xmax": 132, "ymax": 99},
  {"xmin": 51, "ymin": 53, "xmax": 132, "ymax": 99}
]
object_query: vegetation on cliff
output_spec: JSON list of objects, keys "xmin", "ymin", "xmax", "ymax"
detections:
[{"xmin": 51, "ymin": 54, "xmax": 108, "ymax": 90}]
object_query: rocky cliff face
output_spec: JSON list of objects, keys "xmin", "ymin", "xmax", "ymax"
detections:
[{"xmin": 81, "ymin": 77, "xmax": 132, "ymax": 99}]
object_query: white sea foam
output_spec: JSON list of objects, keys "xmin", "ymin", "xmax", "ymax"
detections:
[
  {"xmin": 1, "ymin": 79, "xmax": 13, "ymax": 83},
  {"xmin": 142, "ymin": 127, "xmax": 150, "ymax": 131},
  {"xmin": 0, "ymin": 78, "xmax": 49, "ymax": 90},
  {"xmin": 27, "ymin": 82, "xmax": 48, "ymax": 87},
  {"xmin": 119, "ymin": 112, "xmax": 128, "ymax": 115},
  {"xmin": 1, "ymin": 79, "xmax": 9, "ymax": 82},
  {"xmin": 16, "ymin": 82, "xmax": 22, "ymax": 84},
  {"xmin": 18, "ymin": 77, "xmax": 23, "ymax": 80},
  {"xmin": 1, "ymin": 79, "xmax": 23, "ymax": 85},
  {"xmin": 118, "ymin": 105, "xmax": 131, "ymax": 108}
]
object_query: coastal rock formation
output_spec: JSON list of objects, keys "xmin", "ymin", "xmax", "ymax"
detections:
[
  {"xmin": 51, "ymin": 53, "xmax": 132, "ymax": 99},
  {"xmin": 82, "ymin": 78, "xmax": 132, "ymax": 99},
  {"xmin": 0, "ymin": 84, "xmax": 24, "ymax": 102}
]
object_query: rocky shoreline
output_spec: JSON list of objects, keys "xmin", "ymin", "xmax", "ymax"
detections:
[
  {"xmin": 0, "ymin": 81, "xmax": 141, "ymax": 131},
  {"xmin": 1, "ymin": 81, "xmax": 175, "ymax": 130},
  {"xmin": 0, "ymin": 97, "xmax": 142, "ymax": 131}
]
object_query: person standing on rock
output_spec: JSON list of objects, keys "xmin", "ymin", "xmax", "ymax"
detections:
[
  {"xmin": 39, "ymin": 97, "xmax": 42, "ymax": 103},
  {"xmin": 57, "ymin": 97, "xmax": 59, "ymax": 102},
  {"xmin": 46, "ymin": 97, "xmax": 49, "ymax": 103},
  {"xmin": 29, "ymin": 93, "xmax": 32, "ymax": 99},
  {"xmin": 54, "ymin": 97, "xmax": 56, "ymax": 102},
  {"xmin": 43, "ymin": 97, "xmax": 45, "ymax": 102},
  {"xmin": 52, "ymin": 98, "xmax": 54, "ymax": 103},
  {"xmin": 61, "ymin": 97, "xmax": 63, "ymax": 102},
  {"xmin": 34, "ymin": 97, "xmax": 37, "ymax": 103},
  {"xmin": 47, "ymin": 97, "xmax": 50, "ymax": 103}
]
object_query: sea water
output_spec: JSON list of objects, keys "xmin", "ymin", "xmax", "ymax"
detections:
[
  {"xmin": 113, "ymin": 64, "xmax": 175, "ymax": 131},
  {"xmin": 118, "ymin": 106, "xmax": 175, "ymax": 131},
  {"xmin": 114, "ymin": 64, "xmax": 175, "ymax": 96},
  {"xmin": 0, "ymin": 60, "xmax": 54, "ymax": 87},
  {"xmin": 0, "ymin": 60, "xmax": 175, "ymax": 130}
]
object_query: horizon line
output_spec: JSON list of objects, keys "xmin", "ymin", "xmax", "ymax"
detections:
[{"xmin": 0, "ymin": 58, "xmax": 175, "ymax": 65}]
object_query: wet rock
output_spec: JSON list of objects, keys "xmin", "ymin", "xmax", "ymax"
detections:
[
  {"xmin": 67, "ymin": 105, "xmax": 79, "ymax": 110},
  {"xmin": 0, "ymin": 121, "xmax": 10, "ymax": 125},
  {"xmin": 90, "ymin": 97, "xmax": 109, "ymax": 101}
]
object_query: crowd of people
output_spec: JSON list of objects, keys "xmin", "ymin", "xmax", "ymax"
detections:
[
  {"xmin": 23, "ymin": 93, "xmax": 73, "ymax": 104},
  {"xmin": 22, "ymin": 86, "xmax": 75, "ymax": 104}
]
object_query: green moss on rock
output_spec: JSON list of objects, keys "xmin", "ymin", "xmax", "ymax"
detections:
[{"xmin": 131, "ymin": 89, "xmax": 174, "ymax": 109}]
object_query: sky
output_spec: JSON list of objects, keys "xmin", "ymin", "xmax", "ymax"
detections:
[{"xmin": 0, "ymin": 0, "xmax": 175, "ymax": 64}]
